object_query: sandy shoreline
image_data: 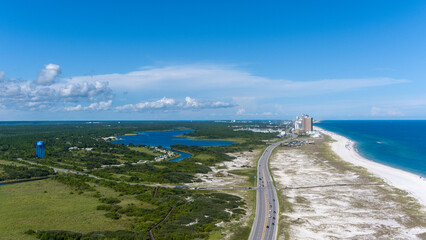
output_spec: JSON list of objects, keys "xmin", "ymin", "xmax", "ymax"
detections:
[{"xmin": 315, "ymin": 126, "xmax": 426, "ymax": 206}]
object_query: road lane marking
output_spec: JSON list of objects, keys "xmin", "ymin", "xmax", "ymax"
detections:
[
  {"xmin": 261, "ymin": 194, "xmax": 269, "ymax": 240},
  {"xmin": 261, "ymin": 169, "xmax": 269, "ymax": 240}
]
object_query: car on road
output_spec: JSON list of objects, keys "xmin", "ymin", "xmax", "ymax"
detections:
[
  {"xmin": 266, "ymin": 225, "xmax": 269, "ymax": 228},
  {"xmin": 272, "ymin": 222, "xmax": 275, "ymax": 226}
]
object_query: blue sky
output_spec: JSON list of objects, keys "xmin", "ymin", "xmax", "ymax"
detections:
[{"xmin": 1, "ymin": 0, "xmax": 426, "ymax": 120}]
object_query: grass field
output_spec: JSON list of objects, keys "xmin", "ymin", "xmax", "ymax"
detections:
[
  {"xmin": 0, "ymin": 159, "xmax": 28, "ymax": 167},
  {"xmin": 128, "ymin": 146, "xmax": 161, "ymax": 157},
  {"xmin": 0, "ymin": 179, "xmax": 129, "ymax": 240}
]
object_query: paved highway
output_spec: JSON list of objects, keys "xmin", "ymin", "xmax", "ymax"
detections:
[{"xmin": 249, "ymin": 136, "xmax": 295, "ymax": 240}]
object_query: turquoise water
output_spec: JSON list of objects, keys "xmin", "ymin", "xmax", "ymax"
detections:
[
  {"xmin": 316, "ymin": 120, "xmax": 426, "ymax": 177},
  {"xmin": 112, "ymin": 129, "xmax": 234, "ymax": 161}
]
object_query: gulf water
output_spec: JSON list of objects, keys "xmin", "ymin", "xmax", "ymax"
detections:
[
  {"xmin": 316, "ymin": 120, "xmax": 426, "ymax": 177},
  {"xmin": 112, "ymin": 129, "xmax": 234, "ymax": 161}
]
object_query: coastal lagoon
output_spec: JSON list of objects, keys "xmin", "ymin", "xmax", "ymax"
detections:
[
  {"xmin": 317, "ymin": 120, "xmax": 426, "ymax": 177},
  {"xmin": 112, "ymin": 129, "xmax": 234, "ymax": 161}
]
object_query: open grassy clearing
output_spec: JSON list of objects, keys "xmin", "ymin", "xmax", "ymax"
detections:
[
  {"xmin": 0, "ymin": 179, "xmax": 128, "ymax": 240},
  {"xmin": 0, "ymin": 159, "xmax": 29, "ymax": 167},
  {"xmin": 184, "ymin": 136, "xmax": 247, "ymax": 144},
  {"xmin": 89, "ymin": 183, "xmax": 157, "ymax": 210},
  {"xmin": 128, "ymin": 146, "xmax": 162, "ymax": 157}
]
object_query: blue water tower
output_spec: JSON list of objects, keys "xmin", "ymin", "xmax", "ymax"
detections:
[{"xmin": 35, "ymin": 141, "xmax": 46, "ymax": 158}]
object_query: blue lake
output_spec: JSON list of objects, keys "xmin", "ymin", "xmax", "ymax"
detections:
[{"xmin": 111, "ymin": 129, "xmax": 234, "ymax": 161}]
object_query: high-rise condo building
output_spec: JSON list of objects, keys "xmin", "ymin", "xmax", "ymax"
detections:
[{"xmin": 295, "ymin": 114, "xmax": 313, "ymax": 134}]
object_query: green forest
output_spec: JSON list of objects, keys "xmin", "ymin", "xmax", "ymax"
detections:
[{"xmin": 0, "ymin": 121, "xmax": 285, "ymax": 239}]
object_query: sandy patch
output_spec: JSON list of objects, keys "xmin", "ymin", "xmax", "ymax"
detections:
[
  {"xmin": 187, "ymin": 150, "xmax": 260, "ymax": 188},
  {"xmin": 188, "ymin": 150, "xmax": 260, "ymax": 239},
  {"xmin": 271, "ymin": 148, "xmax": 426, "ymax": 239}
]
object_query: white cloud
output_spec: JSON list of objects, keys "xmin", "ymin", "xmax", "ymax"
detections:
[
  {"xmin": 65, "ymin": 100, "xmax": 113, "ymax": 111},
  {"xmin": 371, "ymin": 106, "xmax": 404, "ymax": 117},
  {"xmin": 35, "ymin": 64, "xmax": 62, "ymax": 85},
  {"xmin": 64, "ymin": 104, "xmax": 83, "ymax": 111},
  {"xmin": 236, "ymin": 108, "xmax": 246, "ymax": 115},
  {"xmin": 69, "ymin": 64, "xmax": 407, "ymax": 98},
  {"xmin": 210, "ymin": 101, "xmax": 233, "ymax": 108},
  {"xmin": 182, "ymin": 97, "xmax": 199, "ymax": 108},
  {"xmin": 115, "ymin": 97, "xmax": 234, "ymax": 112},
  {"xmin": 0, "ymin": 63, "xmax": 410, "ymax": 118},
  {"xmin": 0, "ymin": 65, "xmax": 112, "ymax": 111},
  {"xmin": 60, "ymin": 81, "xmax": 111, "ymax": 100},
  {"xmin": 136, "ymin": 97, "xmax": 175, "ymax": 109},
  {"xmin": 115, "ymin": 97, "xmax": 176, "ymax": 111}
]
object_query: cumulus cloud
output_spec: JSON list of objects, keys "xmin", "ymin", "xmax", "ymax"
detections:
[
  {"xmin": 60, "ymin": 81, "xmax": 111, "ymax": 99},
  {"xmin": 0, "ymin": 65, "xmax": 112, "ymax": 111},
  {"xmin": 177, "ymin": 97, "xmax": 234, "ymax": 109},
  {"xmin": 236, "ymin": 108, "xmax": 246, "ymax": 115},
  {"xmin": 65, "ymin": 100, "xmax": 113, "ymax": 111},
  {"xmin": 35, "ymin": 64, "xmax": 61, "ymax": 85},
  {"xmin": 0, "ymin": 63, "xmax": 410, "ymax": 117},
  {"xmin": 182, "ymin": 97, "xmax": 198, "ymax": 108},
  {"xmin": 115, "ymin": 97, "xmax": 234, "ymax": 112}
]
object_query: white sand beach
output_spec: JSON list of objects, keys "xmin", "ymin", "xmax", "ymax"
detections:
[
  {"xmin": 316, "ymin": 127, "xmax": 426, "ymax": 206},
  {"xmin": 270, "ymin": 132, "xmax": 426, "ymax": 239}
]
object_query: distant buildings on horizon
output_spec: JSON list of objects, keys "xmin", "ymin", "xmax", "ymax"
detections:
[{"xmin": 295, "ymin": 114, "xmax": 313, "ymax": 134}]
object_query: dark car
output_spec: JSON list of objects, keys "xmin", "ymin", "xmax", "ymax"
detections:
[{"xmin": 266, "ymin": 225, "xmax": 269, "ymax": 228}]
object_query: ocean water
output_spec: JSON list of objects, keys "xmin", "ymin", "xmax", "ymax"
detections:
[
  {"xmin": 112, "ymin": 129, "xmax": 234, "ymax": 161},
  {"xmin": 316, "ymin": 120, "xmax": 426, "ymax": 177}
]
